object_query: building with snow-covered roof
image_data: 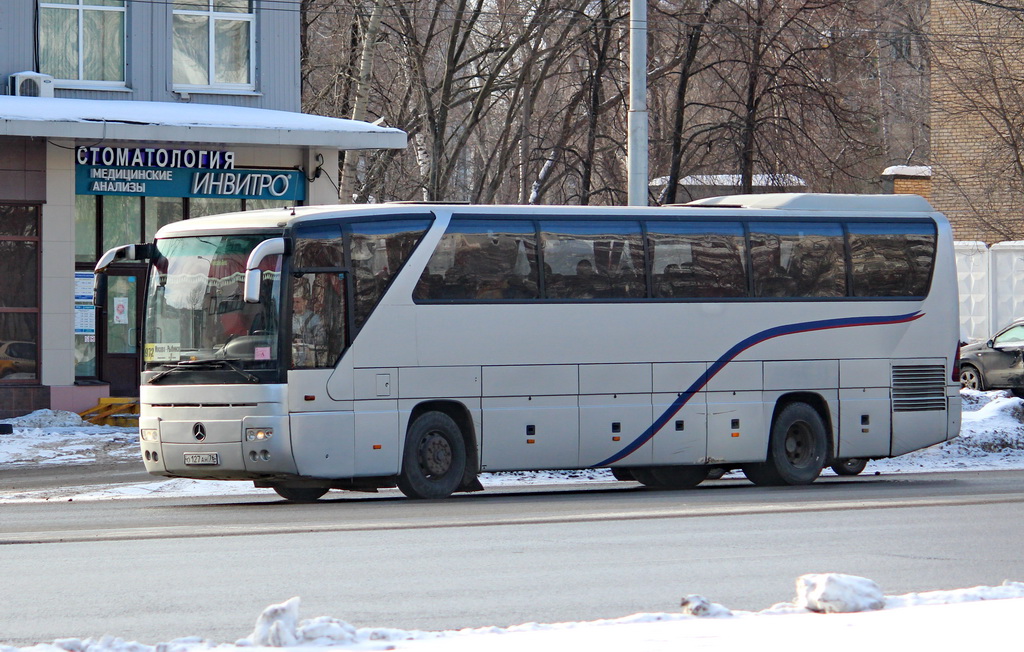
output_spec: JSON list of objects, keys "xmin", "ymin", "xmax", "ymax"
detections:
[
  {"xmin": 0, "ymin": 1, "xmax": 406, "ymax": 417},
  {"xmin": 649, "ymin": 173, "xmax": 806, "ymax": 203},
  {"xmin": 881, "ymin": 165, "xmax": 931, "ymax": 199}
]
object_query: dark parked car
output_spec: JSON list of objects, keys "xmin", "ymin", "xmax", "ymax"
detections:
[{"xmin": 959, "ymin": 320, "xmax": 1024, "ymax": 392}]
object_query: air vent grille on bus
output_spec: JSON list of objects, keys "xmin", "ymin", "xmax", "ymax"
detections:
[{"xmin": 892, "ymin": 365, "xmax": 947, "ymax": 412}]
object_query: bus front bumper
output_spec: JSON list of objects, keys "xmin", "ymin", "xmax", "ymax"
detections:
[{"xmin": 140, "ymin": 415, "xmax": 298, "ymax": 479}]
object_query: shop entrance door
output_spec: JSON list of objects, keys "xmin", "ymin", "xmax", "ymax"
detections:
[{"xmin": 99, "ymin": 269, "xmax": 145, "ymax": 396}]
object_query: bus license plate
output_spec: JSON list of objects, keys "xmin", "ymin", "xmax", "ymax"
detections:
[{"xmin": 184, "ymin": 452, "xmax": 219, "ymax": 466}]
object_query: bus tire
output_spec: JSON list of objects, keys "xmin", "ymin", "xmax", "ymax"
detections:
[
  {"xmin": 831, "ymin": 458, "xmax": 868, "ymax": 476},
  {"xmin": 630, "ymin": 467, "xmax": 662, "ymax": 487},
  {"xmin": 611, "ymin": 468, "xmax": 635, "ymax": 481},
  {"xmin": 742, "ymin": 402, "xmax": 827, "ymax": 486},
  {"xmin": 397, "ymin": 411, "xmax": 467, "ymax": 499},
  {"xmin": 650, "ymin": 465, "xmax": 709, "ymax": 489},
  {"xmin": 273, "ymin": 485, "xmax": 328, "ymax": 502},
  {"xmin": 706, "ymin": 467, "xmax": 728, "ymax": 480}
]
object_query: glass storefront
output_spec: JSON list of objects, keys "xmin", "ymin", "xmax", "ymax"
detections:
[
  {"xmin": 74, "ymin": 177, "xmax": 296, "ymax": 387},
  {"xmin": 0, "ymin": 205, "xmax": 40, "ymax": 383}
]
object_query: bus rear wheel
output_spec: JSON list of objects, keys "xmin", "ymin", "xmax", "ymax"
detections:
[
  {"xmin": 742, "ymin": 402, "xmax": 827, "ymax": 486},
  {"xmin": 272, "ymin": 485, "xmax": 328, "ymax": 502},
  {"xmin": 397, "ymin": 411, "xmax": 467, "ymax": 499}
]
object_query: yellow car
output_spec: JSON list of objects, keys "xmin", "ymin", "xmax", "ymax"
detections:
[{"xmin": 0, "ymin": 341, "xmax": 36, "ymax": 378}]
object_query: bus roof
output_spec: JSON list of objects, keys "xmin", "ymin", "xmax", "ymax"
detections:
[
  {"xmin": 687, "ymin": 193, "xmax": 935, "ymax": 213},
  {"xmin": 154, "ymin": 193, "xmax": 938, "ymax": 239}
]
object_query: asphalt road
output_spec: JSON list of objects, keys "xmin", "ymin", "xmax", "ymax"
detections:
[{"xmin": 2, "ymin": 465, "xmax": 1024, "ymax": 646}]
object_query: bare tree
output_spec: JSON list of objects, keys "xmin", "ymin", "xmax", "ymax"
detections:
[
  {"xmin": 299, "ymin": 0, "xmax": 926, "ymax": 205},
  {"xmin": 654, "ymin": 0, "xmax": 724, "ymax": 204}
]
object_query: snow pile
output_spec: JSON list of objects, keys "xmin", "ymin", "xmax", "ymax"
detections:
[
  {"xmin": 2, "ymin": 409, "xmax": 87, "ymax": 428},
  {"xmin": 678, "ymin": 595, "xmax": 732, "ymax": 618},
  {"xmin": 0, "ymin": 410, "xmax": 137, "ymax": 468},
  {"xmin": 482, "ymin": 468, "xmax": 614, "ymax": 486},
  {"xmin": 884, "ymin": 581, "xmax": 1024, "ymax": 607},
  {"xmin": 208, "ymin": 575, "xmax": 1024, "ymax": 646},
  {"xmin": 793, "ymin": 573, "xmax": 884, "ymax": 613},
  {"xmin": 5, "ymin": 575, "xmax": 1024, "ymax": 652},
  {"xmin": 870, "ymin": 389, "xmax": 1024, "ymax": 473},
  {"xmin": 946, "ymin": 390, "xmax": 1024, "ymax": 454}
]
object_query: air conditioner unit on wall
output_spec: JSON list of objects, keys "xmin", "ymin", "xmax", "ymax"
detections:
[{"xmin": 9, "ymin": 72, "xmax": 55, "ymax": 98}]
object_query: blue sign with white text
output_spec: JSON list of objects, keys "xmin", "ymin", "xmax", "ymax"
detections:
[{"xmin": 76, "ymin": 166, "xmax": 306, "ymax": 201}]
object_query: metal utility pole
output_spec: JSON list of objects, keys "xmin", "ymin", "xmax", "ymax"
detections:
[{"xmin": 627, "ymin": 0, "xmax": 648, "ymax": 206}]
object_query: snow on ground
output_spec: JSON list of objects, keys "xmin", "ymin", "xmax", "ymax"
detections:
[
  {"xmin": 2, "ymin": 576, "xmax": 1023, "ymax": 652},
  {"xmin": 2, "ymin": 389, "xmax": 1024, "ymax": 502}
]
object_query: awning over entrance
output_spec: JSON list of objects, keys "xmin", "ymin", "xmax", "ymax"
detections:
[{"xmin": 0, "ymin": 96, "xmax": 406, "ymax": 150}]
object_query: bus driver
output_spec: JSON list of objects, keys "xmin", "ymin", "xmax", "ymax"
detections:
[{"xmin": 292, "ymin": 278, "xmax": 326, "ymax": 367}]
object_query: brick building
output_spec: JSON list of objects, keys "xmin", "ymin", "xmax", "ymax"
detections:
[
  {"xmin": 882, "ymin": 165, "xmax": 932, "ymax": 199},
  {"xmin": 930, "ymin": 0, "xmax": 1024, "ymax": 242}
]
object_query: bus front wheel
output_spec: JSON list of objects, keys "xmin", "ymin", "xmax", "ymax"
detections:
[
  {"xmin": 742, "ymin": 402, "xmax": 827, "ymax": 486},
  {"xmin": 397, "ymin": 411, "xmax": 467, "ymax": 499}
]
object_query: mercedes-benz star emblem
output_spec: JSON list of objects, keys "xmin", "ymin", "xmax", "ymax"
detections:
[{"xmin": 192, "ymin": 423, "xmax": 207, "ymax": 441}]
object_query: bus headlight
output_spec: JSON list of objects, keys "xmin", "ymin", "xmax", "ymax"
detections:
[
  {"xmin": 245, "ymin": 427, "xmax": 273, "ymax": 441},
  {"xmin": 140, "ymin": 428, "xmax": 159, "ymax": 442}
]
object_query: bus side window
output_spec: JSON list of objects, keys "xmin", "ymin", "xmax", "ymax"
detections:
[
  {"xmin": 290, "ymin": 272, "xmax": 344, "ymax": 369},
  {"xmin": 848, "ymin": 223, "xmax": 936, "ymax": 297},
  {"xmin": 749, "ymin": 222, "xmax": 845, "ymax": 298},
  {"xmin": 415, "ymin": 219, "xmax": 539, "ymax": 301},
  {"xmin": 646, "ymin": 221, "xmax": 747, "ymax": 299},
  {"xmin": 350, "ymin": 218, "xmax": 432, "ymax": 325},
  {"xmin": 540, "ymin": 220, "xmax": 643, "ymax": 300}
]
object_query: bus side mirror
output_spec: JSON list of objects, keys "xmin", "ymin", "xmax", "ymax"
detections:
[
  {"xmin": 93, "ymin": 242, "xmax": 152, "ymax": 308},
  {"xmin": 244, "ymin": 268, "xmax": 263, "ymax": 303},
  {"xmin": 244, "ymin": 238, "xmax": 287, "ymax": 303},
  {"xmin": 94, "ymin": 242, "xmax": 152, "ymax": 273},
  {"xmin": 93, "ymin": 273, "xmax": 108, "ymax": 308}
]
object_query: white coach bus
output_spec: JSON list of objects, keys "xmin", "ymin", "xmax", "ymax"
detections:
[{"xmin": 95, "ymin": 194, "xmax": 961, "ymax": 501}]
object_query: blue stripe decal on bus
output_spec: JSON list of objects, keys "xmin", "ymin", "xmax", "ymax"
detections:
[{"xmin": 591, "ymin": 311, "xmax": 924, "ymax": 467}]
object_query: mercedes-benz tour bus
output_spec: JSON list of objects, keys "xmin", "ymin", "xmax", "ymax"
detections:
[{"xmin": 94, "ymin": 194, "xmax": 961, "ymax": 501}]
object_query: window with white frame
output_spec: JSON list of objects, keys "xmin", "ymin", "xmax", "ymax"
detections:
[
  {"xmin": 173, "ymin": 1, "xmax": 255, "ymax": 90},
  {"xmin": 38, "ymin": 0, "xmax": 126, "ymax": 84}
]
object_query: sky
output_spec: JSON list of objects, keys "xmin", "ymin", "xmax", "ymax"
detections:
[{"xmin": 1, "ymin": 389, "xmax": 1023, "ymax": 651}]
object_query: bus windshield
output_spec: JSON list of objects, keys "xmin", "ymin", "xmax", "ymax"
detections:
[{"xmin": 143, "ymin": 234, "xmax": 283, "ymax": 382}]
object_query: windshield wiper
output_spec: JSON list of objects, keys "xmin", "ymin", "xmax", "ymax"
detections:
[{"xmin": 149, "ymin": 358, "xmax": 260, "ymax": 384}]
